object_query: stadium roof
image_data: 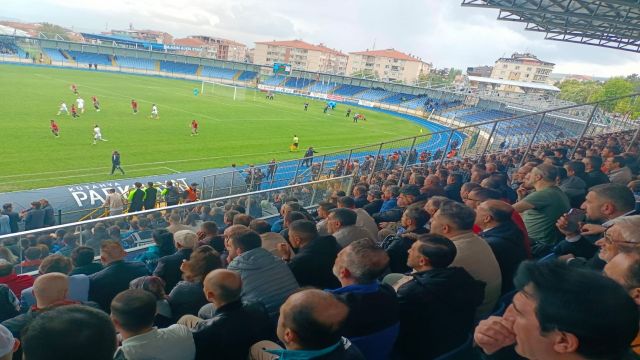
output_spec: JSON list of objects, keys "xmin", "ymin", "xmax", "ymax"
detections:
[
  {"xmin": 461, "ymin": 0, "xmax": 640, "ymax": 52},
  {"xmin": 468, "ymin": 75, "xmax": 561, "ymax": 91},
  {"xmin": 255, "ymin": 40, "xmax": 347, "ymax": 56},
  {"xmin": 349, "ymin": 48, "xmax": 423, "ymax": 62}
]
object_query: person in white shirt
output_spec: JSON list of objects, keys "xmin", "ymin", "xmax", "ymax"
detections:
[
  {"xmin": 111, "ymin": 289, "xmax": 195, "ymax": 360},
  {"xmin": 151, "ymin": 104, "xmax": 159, "ymax": 119},
  {"xmin": 57, "ymin": 101, "xmax": 68, "ymax": 115},
  {"xmin": 93, "ymin": 125, "xmax": 108, "ymax": 145},
  {"xmin": 104, "ymin": 188, "xmax": 125, "ymax": 216},
  {"xmin": 76, "ymin": 97, "xmax": 85, "ymax": 114}
]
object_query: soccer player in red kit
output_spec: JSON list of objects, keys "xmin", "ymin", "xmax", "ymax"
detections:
[
  {"xmin": 131, "ymin": 99, "xmax": 138, "ymax": 114},
  {"xmin": 50, "ymin": 120, "xmax": 59, "ymax": 137},
  {"xmin": 92, "ymin": 96, "xmax": 101, "ymax": 112},
  {"xmin": 71, "ymin": 104, "xmax": 79, "ymax": 118},
  {"xmin": 190, "ymin": 120, "xmax": 199, "ymax": 136}
]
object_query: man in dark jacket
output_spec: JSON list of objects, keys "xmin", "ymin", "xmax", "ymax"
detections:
[
  {"xmin": 39, "ymin": 199, "xmax": 56, "ymax": 227},
  {"xmin": 153, "ymin": 230, "xmax": 196, "ymax": 293},
  {"xmin": 127, "ymin": 182, "xmax": 145, "ymax": 213},
  {"xmin": 21, "ymin": 201, "xmax": 45, "ymax": 231},
  {"xmin": 382, "ymin": 207, "xmax": 429, "ymax": 274},
  {"xmin": 279, "ymin": 220, "xmax": 341, "ymax": 289},
  {"xmin": 352, "ymin": 185, "xmax": 369, "ymax": 209},
  {"xmin": 373, "ymin": 185, "xmax": 420, "ymax": 224},
  {"xmin": 444, "ymin": 173, "xmax": 463, "ymax": 203},
  {"xmin": 1, "ymin": 203, "xmax": 20, "ymax": 233},
  {"xmin": 392, "ymin": 234, "xmax": 485, "ymax": 360},
  {"xmin": 143, "ymin": 182, "xmax": 158, "ymax": 210},
  {"xmin": 362, "ymin": 190, "xmax": 383, "ymax": 215},
  {"xmin": 89, "ymin": 241, "xmax": 149, "ymax": 311},
  {"xmin": 475, "ymin": 200, "xmax": 528, "ymax": 294},
  {"xmin": 329, "ymin": 239, "xmax": 399, "ymax": 339},
  {"xmin": 181, "ymin": 269, "xmax": 273, "ymax": 360},
  {"xmin": 583, "ymin": 156, "xmax": 610, "ymax": 189}
]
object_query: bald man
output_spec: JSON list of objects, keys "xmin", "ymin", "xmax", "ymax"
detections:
[
  {"xmin": 2, "ymin": 273, "xmax": 74, "ymax": 337},
  {"xmin": 475, "ymin": 200, "xmax": 528, "ymax": 294},
  {"xmin": 182, "ymin": 269, "xmax": 272, "ymax": 360},
  {"xmin": 249, "ymin": 289, "xmax": 364, "ymax": 360}
]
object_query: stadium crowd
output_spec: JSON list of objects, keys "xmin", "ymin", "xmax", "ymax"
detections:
[{"xmin": 0, "ymin": 129, "xmax": 639, "ymax": 359}]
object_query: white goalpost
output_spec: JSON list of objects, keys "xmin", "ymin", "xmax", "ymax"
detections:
[{"xmin": 201, "ymin": 80, "xmax": 253, "ymax": 101}]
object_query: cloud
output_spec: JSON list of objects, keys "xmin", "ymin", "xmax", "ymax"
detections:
[{"xmin": 3, "ymin": 0, "xmax": 638, "ymax": 77}]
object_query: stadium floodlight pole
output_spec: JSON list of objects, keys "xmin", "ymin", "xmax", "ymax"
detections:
[
  {"xmin": 438, "ymin": 130, "xmax": 456, "ymax": 168},
  {"xmin": 481, "ymin": 121, "xmax": 499, "ymax": 158},
  {"xmin": 571, "ymin": 104, "xmax": 599, "ymax": 159},
  {"xmin": 398, "ymin": 137, "xmax": 417, "ymax": 186},
  {"xmin": 518, "ymin": 113, "xmax": 547, "ymax": 168},
  {"xmin": 367, "ymin": 143, "xmax": 384, "ymax": 183}
]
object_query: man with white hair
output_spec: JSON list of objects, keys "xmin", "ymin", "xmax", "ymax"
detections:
[{"xmin": 154, "ymin": 230, "xmax": 196, "ymax": 293}]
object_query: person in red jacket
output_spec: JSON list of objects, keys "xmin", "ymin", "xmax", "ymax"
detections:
[{"xmin": 0, "ymin": 259, "xmax": 34, "ymax": 300}]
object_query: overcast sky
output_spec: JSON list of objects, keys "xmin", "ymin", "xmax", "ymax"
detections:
[{"xmin": 3, "ymin": 0, "xmax": 639, "ymax": 78}]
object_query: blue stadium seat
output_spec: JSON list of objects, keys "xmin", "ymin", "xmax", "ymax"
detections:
[
  {"xmin": 201, "ymin": 66, "xmax": 238, "ymax": 80},
  {"xmin": 283, "ymin": 77, "xmax": 315, "ymax": 89},
  {"xmin": 159, "ymin": 61, "xmax": 198, "ymax": 75},
  {"xmin": 262, "ymin": 75, "xmax": 286, "ymax": 86},
  {"xmin": 353, "ymin": 89, "xmax": 395, "ymax": 101},
  {"xmin": 66, "ymin": 50, "xmax": 111, "ymax": 65},
  {"xmin": 381, "ymin": 93, "xmax": 417, "ymax": 104},
  {"xmin": 115, "ymin": 56, "xmax": 155, "ymax": 70},
  {"xmin": 331, "ymin": 84, "xmax": 368, "ymax": 96},
  {"xmin": 237, "ymin": 71, "xmax": 258, "ymax": 81},
  {"xmin": 42, "ymin": 48, "xmax": 67, "ymax": 62},
  {"xmin": 307, "ymin": 82, "xmax": 339, "ymax": 93}
]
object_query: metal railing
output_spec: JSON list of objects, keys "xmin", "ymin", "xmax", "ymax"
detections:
[{"xmin": 0, "ymin": 175, "xmax": 355, "ymax": 273}]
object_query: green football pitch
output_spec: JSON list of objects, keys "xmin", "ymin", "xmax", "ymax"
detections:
[{"xmin": 0, "ymin": 64, "xmax": 426, "ymax": 192}]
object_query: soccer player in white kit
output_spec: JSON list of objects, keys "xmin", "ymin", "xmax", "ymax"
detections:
[
  {"xmin": 151, "ymin": 104, "xmax": 159, "ymax": 119},
  {"xmin": 92, "ymin": 124, "xmax": 108, "ymax": 145},
  {"xmin": 57, "ymin": 101, "xmax": 69, "ymax": 115},
  {"xmin": 76, "ymin": 97, "xmax": 85, "ymax": 114}
]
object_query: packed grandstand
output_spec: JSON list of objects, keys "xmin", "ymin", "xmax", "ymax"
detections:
[{"xmin": 1, "ymin": 3, "xmax": 640, "ymax": 360}]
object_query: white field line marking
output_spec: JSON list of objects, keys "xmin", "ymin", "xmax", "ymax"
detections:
[
  {"xmin": 6, "ymin": 167, "xmax": 172, "ymax": 184},
  {"xmin": 0, "ymin": 142, "xmax": 375, "ymax": 180}
]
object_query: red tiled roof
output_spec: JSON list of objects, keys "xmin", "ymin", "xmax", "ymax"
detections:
[
  {"xmin": 349, "ymin": 48, "xmax": 421, "ymax": 62},
  {"xmin": 255, "ymin": 40, "xmax": 346, "ymax": 57}
]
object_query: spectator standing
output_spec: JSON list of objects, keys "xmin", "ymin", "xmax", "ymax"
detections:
[
  {"xmin": 162, "ymin": 181, "xmax": 182, "ymax": 207},
  {"xmin": 21, "ymin": 202, "xmax": 45, "ymax": 231},
  {"xmin": 128, "ymin": 182, "xmax": 145, "ymax": 213},
  {"xmin": 104, "ymin": 188, "xmax": 126, "ymax": 216},
  {"xmin": 144, "ymin": 182, "xmax": 158, "ymax": 210},
  {"xmin": 39, "ymin": 199, "xmax": 55, "ymax": 227},
  {"xmin": 514, "ymin": 164, "xmax": 570, "ymax": 257}
]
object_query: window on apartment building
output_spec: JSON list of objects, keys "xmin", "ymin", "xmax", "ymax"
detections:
[{"xmin": 515, "ymin": 66, "xmax": 520, "ymax": 70}]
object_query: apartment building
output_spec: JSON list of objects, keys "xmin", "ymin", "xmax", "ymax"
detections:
[
  {"xmin": 253, "ymin": 40, "xmax": 348, "ymax": 75},
  {"xmin": 346, "ymin": 48, "xmax": 431, "ymax": 84},
  {"xmin": 490, "ymin": 52, "xmax": 555, "ymax": 84}
]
